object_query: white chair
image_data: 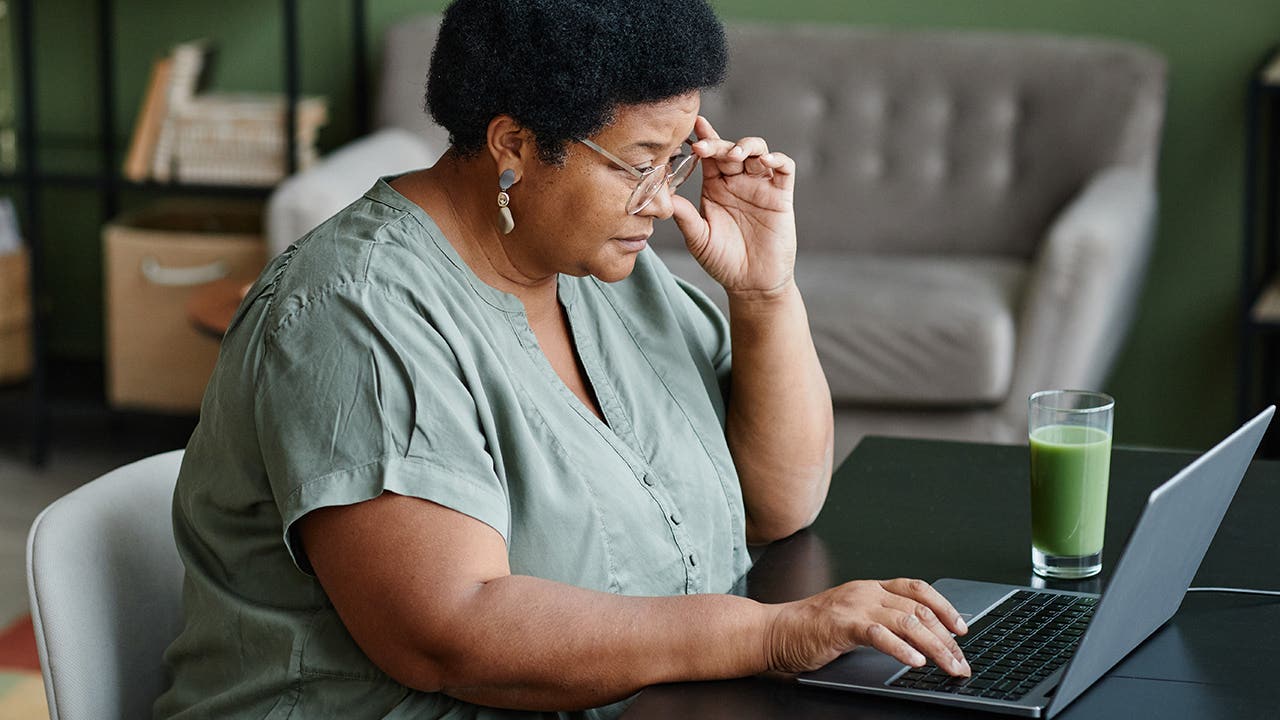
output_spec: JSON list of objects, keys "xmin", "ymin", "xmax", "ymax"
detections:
[{"xmin": 26, "ymin": 450, "xmax": 186, "ymax": 720}]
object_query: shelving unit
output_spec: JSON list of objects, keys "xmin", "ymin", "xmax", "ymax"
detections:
[
  {"xmin": 1239, "ymin": 44, "xmax": 1280, "ymax": 456},
  {"xmin": 0, "ymin": 0, "xmax": 371, "ymax": 464}
]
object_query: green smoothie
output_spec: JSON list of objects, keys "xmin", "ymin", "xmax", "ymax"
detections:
[{"xmin": 1029, "ymin": 424, "xmax": 1111, "ymax": 557}]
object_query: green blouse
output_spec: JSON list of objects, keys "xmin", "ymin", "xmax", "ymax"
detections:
[{"xmin": 155, "ymin": 178, "xmax": 751, "ymax": 720}]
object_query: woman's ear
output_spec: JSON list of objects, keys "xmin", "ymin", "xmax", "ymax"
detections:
[{"xmin": 486, "ymin": 115, "xmax": 534, "ymax": 179}]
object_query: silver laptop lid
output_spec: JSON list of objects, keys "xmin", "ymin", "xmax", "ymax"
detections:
[{"xmin": 1046, "ymin": 406, "xmax": 1274, "ymax": 716}]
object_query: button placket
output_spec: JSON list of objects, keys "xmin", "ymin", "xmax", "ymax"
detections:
[
  {"xmin": 565, "ymin": 303, "xmax": 635, "ymax": 443},
  {"xmin": 637, "ymin": 469, "xmax": 703, "ymax": 593}
]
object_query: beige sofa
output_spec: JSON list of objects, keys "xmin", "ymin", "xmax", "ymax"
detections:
[{"xmin": 268, "ymin": 17, "xmax": 1166, "ymax": 462}]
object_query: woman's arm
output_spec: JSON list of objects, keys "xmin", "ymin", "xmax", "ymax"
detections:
[
  {"xmin": 725, "ymin": 282, "xmax": 834, "ymax": 544},
  {"xmin": 299, "ymin": 493, "xmax": 968, "ymax": 711},
  {"xmin": 673, "ymin": 116, "xmax": 834, "ymax": 544}
]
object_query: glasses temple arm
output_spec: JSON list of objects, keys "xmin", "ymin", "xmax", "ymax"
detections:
[{"xmin": 579, "ymin": 138, "xmax": 646, "ymax": 179}]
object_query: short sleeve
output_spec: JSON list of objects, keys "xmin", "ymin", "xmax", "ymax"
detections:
[
  {"xmin": 254, "ymin": 282, "xmax": 509, "ymax": 574},
  {"xmin": 667, "ymin": 273, "xmax": 733, "ymax": 406}
]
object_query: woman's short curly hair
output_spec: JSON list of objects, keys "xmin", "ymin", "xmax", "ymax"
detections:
[{"xmin": 426, "ymin": 0, "xmax": 728, "ymax": 165}]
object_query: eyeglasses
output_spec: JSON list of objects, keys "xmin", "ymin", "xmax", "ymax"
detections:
[{"xmin": 579, "ymin": 138, "xmax": 698, "ymax": 215}]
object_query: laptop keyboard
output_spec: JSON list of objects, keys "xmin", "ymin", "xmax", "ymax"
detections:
[{"xmin": 887, "ymin": 590, "xmax": 1097, "ymax": 702}]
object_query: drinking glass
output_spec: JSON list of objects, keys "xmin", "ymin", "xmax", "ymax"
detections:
[{"xmin": 1028, "ymin": 390, "xmax": 1114, "ymax": 579}]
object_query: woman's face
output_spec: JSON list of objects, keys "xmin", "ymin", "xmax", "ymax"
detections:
[{"xmin": 511, "ymin": 91, "xmax": 700, "ymax": 284}]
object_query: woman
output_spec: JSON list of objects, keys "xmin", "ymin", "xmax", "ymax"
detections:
[{"xmin": 156, "ymin": 1, "xmax": 969, "ymax": 718}]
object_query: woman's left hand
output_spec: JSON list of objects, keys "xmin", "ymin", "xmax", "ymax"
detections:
[{"xmin": 672, "ymin": 115, "xmax": 798, "ymax": 298}]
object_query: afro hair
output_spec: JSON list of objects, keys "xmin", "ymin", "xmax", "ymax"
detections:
[{"xmin": 426, "ymin": 0, "xmax": 728, "ymax": 164}]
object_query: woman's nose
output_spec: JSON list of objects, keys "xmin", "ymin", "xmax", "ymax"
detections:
[{"xmin": 637, "ymin": 182, "xmax": 677, "ymax": 220}]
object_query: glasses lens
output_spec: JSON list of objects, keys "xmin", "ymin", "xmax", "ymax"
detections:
[
  {"xmin": 625, "ymin": 147, "xmax": 700, "ymax": 214},
  {"xmin": 670, "ymin": 154, "xmax": 697, "ymax": 189},
  {"xmin": 627, "ymin": 164, "xmax": 669, "ymax": 214}
]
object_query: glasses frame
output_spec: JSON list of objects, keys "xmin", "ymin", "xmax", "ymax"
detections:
[{"xmin": 579, "ymin": 137, "xmax": 698, "ymax": 215}]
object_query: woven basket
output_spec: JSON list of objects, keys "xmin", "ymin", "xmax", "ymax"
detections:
[{"xmin": 171, "ymin": 94, "xmax": 327, "ymax": 185}]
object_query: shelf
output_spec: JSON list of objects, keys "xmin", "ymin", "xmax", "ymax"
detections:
[
  {"xmin": 1, "ymin": 0, "xmax": 338, "ymax": 464},
  {"xmin": 1, "ymin": 172, "xmax": 275, "ymax": 196},
  {"xmin": 0, "ymin": 135, "xmax": 280, "ymax": 195}
]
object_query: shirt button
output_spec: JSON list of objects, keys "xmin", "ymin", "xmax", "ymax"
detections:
[
  {"xmin": 670, "ymin": 511, "xmax": 682, "ymax": 525},
  {"xmin": 687, "ymin": 553, "xmax": 698, "ymax": 567},
  {"xmin": 643, "ymin": 473, "xmax": 656, "ymax": 487}
]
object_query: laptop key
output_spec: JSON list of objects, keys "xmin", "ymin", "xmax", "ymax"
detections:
[
  {"xmin": 980, "ymin": 689, "xmax": 1008, "ymax": 699},
  {"xmin": 987, "ymin": 597, "xmax": 1025, "ymax": 617}
]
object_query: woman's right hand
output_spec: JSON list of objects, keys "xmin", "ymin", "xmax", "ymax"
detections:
[{"xmin": 764, "ymin": 578, "xmax": 972, "ymax": 676}]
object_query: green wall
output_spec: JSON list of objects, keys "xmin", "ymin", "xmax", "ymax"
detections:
[{"xmin": 9, "ymin": 0, "xmax": 1279, "ymax": 449}]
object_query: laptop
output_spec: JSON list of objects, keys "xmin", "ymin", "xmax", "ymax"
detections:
[{"xmin": 797, "ymin": 406, "xmax": 1275, "ymax": 718}]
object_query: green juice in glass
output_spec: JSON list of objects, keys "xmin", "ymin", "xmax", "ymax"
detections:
[{"xmin": 1029, "ymin": 424, "xmax": 1111, "ymax": 558}]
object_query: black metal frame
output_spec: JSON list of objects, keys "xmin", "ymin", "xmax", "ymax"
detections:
[
  {"xmin": 1, "ymin": 0, "xmax": 372, "ymax": 464},
  {"xmin": 1239, "ymin": 45, "xmax": 1280, "ymax": 457}
]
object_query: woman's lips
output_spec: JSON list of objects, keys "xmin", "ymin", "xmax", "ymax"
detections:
[{"xmin": 614, "ymin": 234, "xmax": 650, "ymax": 251}]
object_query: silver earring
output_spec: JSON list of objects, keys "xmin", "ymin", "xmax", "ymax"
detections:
[{"xmin": 497, "ymin": 169, "xmax": 516, "ymax": 234}]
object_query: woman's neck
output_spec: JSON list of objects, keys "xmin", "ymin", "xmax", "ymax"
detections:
[{"xmin": 395, "ymin": 151, "xmax": 559, "ymax": 312}]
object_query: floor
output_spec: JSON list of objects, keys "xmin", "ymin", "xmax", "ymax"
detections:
[{"xmin": 0, "ymin": 361, "xmax": 198, "ymax": 626}]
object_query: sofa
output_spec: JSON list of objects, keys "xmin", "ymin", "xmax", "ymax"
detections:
[{"xmin": 267, "ymin": 16, "xmax": 1167, "ymax": 463}]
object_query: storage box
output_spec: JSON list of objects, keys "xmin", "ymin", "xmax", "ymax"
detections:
[
  {"xmin": 0, "ymin": 247, "xmax": 32, "ymax": 384},
  {"xmin": 171, "ymin": 93, "xmax": 328, "ymax": 185},
  {"xmin": 104, "ymin": 200, "xmax": 265, "ymax": 412}
]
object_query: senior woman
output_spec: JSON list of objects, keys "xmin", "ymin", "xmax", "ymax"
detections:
[{"xmin": 156, "ymin": 1, "xmax": 970, "ymax": 718}]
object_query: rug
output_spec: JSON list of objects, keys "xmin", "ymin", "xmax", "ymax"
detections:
[{"xmin": 0, "ymin": 615, "xmax": 47, "ymax": 720}]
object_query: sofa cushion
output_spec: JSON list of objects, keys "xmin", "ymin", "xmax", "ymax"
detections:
[{"xmin": 655, "ymin": 250, "xmax": 1026, "ymax": 407}]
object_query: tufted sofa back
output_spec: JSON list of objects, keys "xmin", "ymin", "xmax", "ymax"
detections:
[
  {"xmin": 684, "ymin": 24, "xmax": 1166, "ymax": 259},
  {"xmin": 374, "ymin": 17, "xmax": 1165, "ymax": 260}
]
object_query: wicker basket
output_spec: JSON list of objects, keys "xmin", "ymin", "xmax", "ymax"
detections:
[{"xmin": 170, "ymin": 93, "xmax": 327, "ymax": 186}]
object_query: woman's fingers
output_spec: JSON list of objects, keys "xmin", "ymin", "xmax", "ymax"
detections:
[
  {"xmin": 765, "ymin": 579, "xmax": 970, "ymax": 676},
  {"xmin": 876, "ymin": 595, "xmax": 970, "ymax": 675},
  {"xmin": 862, "ymin": 622, "xmax": 929, "ymax": 668},
  {"xmin": 692, "ymin": 117, "xmax": 796, "ymax": 192},
  {"xmin": 882, "ymin": 578, "xmax": 969, "ymax": 637},
  {"xmin": 693, "ymin": 133, "xmax": 772, "ymax": 178},
  {"xmin": 694, "ymin": 114, "xmax": 720, "ymax": 141},
  {"xmin": 743, "ymin": 155, "xmax": 774, "ymax": 179},
  {"xmin": 670, "ymin": 194, "xmax": 710, "ymax": 254},
  {"xmin": 759, "ymin": 151, "xmax": 795, "ymax": 176}
]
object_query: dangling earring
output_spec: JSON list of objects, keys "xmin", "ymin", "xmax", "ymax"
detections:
[{"xmin": 497, "ymin": 169, "xmax": 516, "ymax": 234}]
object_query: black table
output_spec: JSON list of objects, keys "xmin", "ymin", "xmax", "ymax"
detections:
[{"xmin": 622, "ymin": 436, "xmax": 1280, "ymax": 719}]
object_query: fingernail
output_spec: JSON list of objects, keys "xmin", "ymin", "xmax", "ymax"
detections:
[
  {"xmin": 730, "ymin": 146, "xmax": 745, "ymax": 158},
  {"xmin": 956, "ymin": 617, "xmax": 968, "ymax": 633},
  {"xmin": 909, "ymin": 651, "xmax": 926, "ymax": 666}
]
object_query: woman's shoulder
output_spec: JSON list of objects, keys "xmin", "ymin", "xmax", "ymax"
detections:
[{"xmin": 260, "ymin": 191, "xmax": 464, "ymax": 330}]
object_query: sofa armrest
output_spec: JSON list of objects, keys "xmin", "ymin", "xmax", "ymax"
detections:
[
  {"xmin": 999, "ymin": 165, "xmax": 1157, "ymax": 427},
  {"xmin": 265, "ymin": 128, "xmax": 443, "ymax": 257}
]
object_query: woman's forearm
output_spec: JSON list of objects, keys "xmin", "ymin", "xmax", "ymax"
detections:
[
  {"xmin": 725, "ymin": 280, "xmax": 834, "ymax": 543},
  {"xmin": 416, "ymin": 575, "xmax": 776, "ymax": 710}
]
